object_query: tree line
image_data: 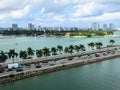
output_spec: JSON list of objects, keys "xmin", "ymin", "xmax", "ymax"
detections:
[{"xmin": 0, "ymin": 30, "xmax": 113, "ymax": 37}]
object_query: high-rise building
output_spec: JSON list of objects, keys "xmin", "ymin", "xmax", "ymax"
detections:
[
  {"xmin": 12, "ymin": 24, "xmax": 18, "ymax": 30},
  {"xmin": 38, "ymin": 25, "xmax": 41, "ymax": 30},
  {"xmin": 92, "ymin": 22, "xmax": 99, "ymax": 30},
  {"xmin": 28, "ymin": 23, "xmax": 35, "ymax": 30},
  {"xmin": 103, "ymin": 24, "xmax": 107, "ymax": 30},
  {"xmin": 109, "ymin": 23, "xmax": 115, "ymax": 30}
]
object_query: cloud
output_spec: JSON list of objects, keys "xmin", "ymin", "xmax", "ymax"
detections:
[
  {"xmin": 0, "ymin": 5, "xmax": 30, "ymax": 20},
  {"xmin": 0, "ymin": 0, "xmax": 120, "ymax": 27},
  {"xmin": 72, "ymin": 2, "xmax": 103, "ymax": 17},
  {"xmin": 93, "ymin": 12, "xmax": 120, "ymax": 21},
  {"xmin": 41, "ymin": 8, "xmax": 45, "ymax": 14},
  {"xmin": 0, "ymin": 0, "xmax": 26, "ymax": 13},
  {"xmin": 10, "ymin": 5, "xmax": 30, "ymax": 18}
]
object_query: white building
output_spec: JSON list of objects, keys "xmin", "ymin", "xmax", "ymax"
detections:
[
  {"xmin": 92, "ymin": 22, "xmax": 99, "ymax": 30},
  {"xmin": 109, "ymin": 23, "xmax": 115, "ymax": 30}
]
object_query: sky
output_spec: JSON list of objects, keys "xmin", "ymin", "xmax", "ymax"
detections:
[{"xmin": 0, "ymin": 0, "xmax": 120, "ymax": 28}]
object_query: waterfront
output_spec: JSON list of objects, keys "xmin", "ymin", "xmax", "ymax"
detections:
[
  {"xmin": 0, "ymin": 31, "xmax": 120, "ymax": 89},
  {"xmin": 0, "ymin": 32, "xmax": 120, "ymax": 51},
  {"xmin": 0, "ymin": 33, "xmax": 120, "ymax": 62},
  {"xmin": 0, "ymin": 58, "xmax": 120, "ymax": 90}
]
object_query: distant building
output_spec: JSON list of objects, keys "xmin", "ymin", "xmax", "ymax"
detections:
[
  {"xmin": 38, "ymin": 25, "xmax": 41, "ymax": 30},
  {"xmin": 28, "ymin": 23, "xmax": 35, "ymax": 30},
  {"xmin": 12, "ymin": 24, "xmax": 18, "ymax": 30},
  {"xmin": 109, "ymin": 23, "xmax": 115, "ymax": 30},
  {"xmin": 92, "ymin": 22, "xmax": 99, "ymax": 30},
  {"xmin": 103, "ymin": 24, "xmax": 107, "ymax": 30},
  {"xmin": 0, "ymin": 28, "xmax": 8, "ymax": 31}
]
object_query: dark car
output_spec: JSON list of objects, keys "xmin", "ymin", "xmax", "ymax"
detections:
[
  {"xmin": 35, "ymin": 64, "xmax": 41, "ymax": 68},
  {"xmin": 0, "ymin": 67, "xmax": 4, "ymax": 73},
  {"xmin": 68, "ymin": 57, "xmax": 73, "ymax": 60},
  {"xmin": 95, "ymin": 54, "xmax": 100, "ymax": 57},
  {"xmin": 7, "ymin": 68, "xmax": 14, "ymax": 72},
  {"xmin": 16, "ymin": 68, "xmax": 23, "ymax": 72},
  {"xmin": 18, "ymin": 64, "xmax": 23, "ymax": 68},
  {"xmin": 24, "ymin": 63, "xmax": 31, "ymax": 68}
]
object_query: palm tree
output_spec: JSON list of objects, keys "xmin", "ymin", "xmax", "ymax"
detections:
[
  {"xmin": 64, "ymin": 47, "xmax": 69, "ymax": 54},
  {"xmin": 19, "ymin": 50, "xmax": 27, "ymax": 59},
  {"xmin": 79, "ymin": 44, "xmax": 86, "ymax": 51},
  {"xmin": 43, "ymin": 47, "xmax": 50, "ymax": 56},
  {"xmin": 8, "ymin": 49, "xmax": 18, "ymax": 63},
  {"xmin": 69, "ymin": 45, "xmax": 74, "ymax": 54},
  {"xmin": 51, "ymin": 47, "xmax": 57, "ymax": 55},
  {"xmin": 57, "ymin": 45, "xmax": 63, "ymax": 54},
  {"xmin": 36, "ymin": 49, "xmax": 43, "ymax": 57},
  {"xmin": 74, "ymin": 45, "xmax": 80, "ymax": 52},
  {"xmin": 88, "ymin": 42, "xmax": 95, "ymax": 50},
  {"xmin": 27, "ymin": 47, "xmax": 34, "ymax": 58},
  {"xmin": 95, "ymin": 42, "xmax": 103, "ymax": 49},
  {"xmin": 0, "ymin": 51, "xmax": 8, "ymax": 63},
  {"xmin": 110, "ymin": 39, "xmax": 115, "ymax": 46}
]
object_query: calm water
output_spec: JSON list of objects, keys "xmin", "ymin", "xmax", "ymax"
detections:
[
  {"xmin": 0, "ymin": 35, "xmax": 120, "ymax": 52},
  {"xmin": 0, "ymin": 58, "xmax": 120, "ymax": 90}
]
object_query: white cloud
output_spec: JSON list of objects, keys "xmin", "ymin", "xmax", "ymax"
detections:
[
  {"xmin": 27, "ymin": 0, "xmax": 44, "ymax": 6},
  {"xmin": 0, "ymin": 5, "xmax": 30, "ymax": 20},
  {"xmin": 72, "ymin": 2, "xmax": 103, "ymax": 17},
  {"xmin": 0, "ymin": 14, "xmax": 7, "ymax": 20},
  {"xmin": 0, "ymin": 0, "xmax": 26, "ymax": 12},
  {"xmin": 0, "ymin": 0, "xmax": 120, "ymax": 27},
  {"xmin": 10, "ymin": 5, "xmax": 30, "ymax": 18},
  {"xmin": 69, "ymin": 12, "xmax": 120, "ymax": 21},
  {"xmin": 41, "ymin": 8, "xmax": 45, "ymax": 14},
  {"xmin": 54, "ymin": 0, "xmax": 58, "ymax": 4},
  {"xmin": 94, "ymin": 12, "xmax": 120, "ymax": 21}
]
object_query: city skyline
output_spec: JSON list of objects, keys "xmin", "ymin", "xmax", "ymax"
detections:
[
  {"xmin": 0, "ymin": 0, "xmax": 120, "ymax": 28},
  {"xmin": 0, "ymin": 22, "xmax": 117, "ymax": 31}
]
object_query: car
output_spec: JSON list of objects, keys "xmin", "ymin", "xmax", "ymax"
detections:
[
  {"xmin": 35, "ymin": 64, "xmax": 41, "ymax": 68},
  {"xmin": 18, "ymin": 64, "xmax": 23, "ymax": 68},
  {"xmin": 42, "ymin": 61, "xmax": 48, "ymax": 63},
  {"xmin": 68, "ymin": 57, "xmax": 73, "ymax": 60},
  {"xmin": 95, "ymin": 54, "xmax": 100, "ymax": 57},
  {"xmin": 24, "ymin": 63, "xmax": 31, "ymax": 68},
  {"xmin": 16, "ymin": 68, "xmax": 23, "ymax": 72},
  {"xmin": 0, "ymin": 67, "xmax": 4, "ymax": 73},
  {"xmin": 34, "ymin": 61, "xmax": 39, "ymax": 64},
  {"xmin": 7, "ymin": 68, "xmax": 14, "ymax": 72},
  {"xmin": 103, "ymin": 53, "xmax": 107, "ymax": 56}
]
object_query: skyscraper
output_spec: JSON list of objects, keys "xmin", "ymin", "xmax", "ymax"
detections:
[
  {"xmin": 28, "ymin": 23, "xmax": 35, "ymax": 30},
  {"xmin": 92, "ymin": 22, "xmax": 99, "ymax": 30},
  {"xmin": 109, "ymin": 23, "xmax": 115, "ymax": 30},
  {"xmin": 103, "ymin": 24, "xmax": 107, "ymax": 30},
  {"xmin": 38, "ymin": 25, "xmax": 41, "ymax": 30},
  {"xmin": 12, "ymin": 24, "xmax": 18, "ymax": 31}
]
